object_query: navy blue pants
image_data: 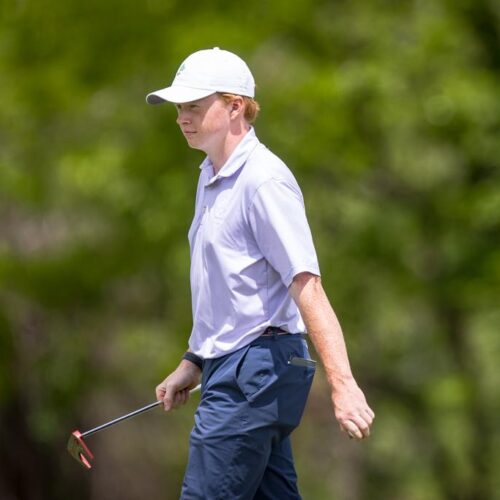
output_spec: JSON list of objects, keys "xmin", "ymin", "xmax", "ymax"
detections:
[{"xmin": 181, "ymin": 334, "xmax": 315, "ymax": 499}]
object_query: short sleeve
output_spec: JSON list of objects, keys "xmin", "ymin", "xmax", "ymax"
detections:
[{"xmin": 248, "ymin": 177, "xmax": 321, "ymax": 287}]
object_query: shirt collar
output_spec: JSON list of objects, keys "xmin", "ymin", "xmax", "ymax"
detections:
[{"xmin": 200, "ymin": 127, "xmax": 260, "ymax": 186}]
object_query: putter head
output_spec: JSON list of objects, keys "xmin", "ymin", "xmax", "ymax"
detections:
[{"xmin": 67, "ymin": 430, "xmax": 94, "ymax": 469}]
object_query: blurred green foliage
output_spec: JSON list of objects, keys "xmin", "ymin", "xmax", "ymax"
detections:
[{"xmin": 1, "ymin": 0, "xmax": 499, "ymax": 499}]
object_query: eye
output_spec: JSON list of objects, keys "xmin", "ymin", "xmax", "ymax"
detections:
[{"xmin": 189, "ymin": 104, "xmax": 199, "ymax": 110}]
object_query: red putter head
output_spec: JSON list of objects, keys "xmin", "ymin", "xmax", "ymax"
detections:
[{"xmin": 67, "ymin": 430, "xmax": 94, "ymax": 469}]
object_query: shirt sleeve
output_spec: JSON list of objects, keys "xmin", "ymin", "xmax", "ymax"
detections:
[{"xmin": 248, "ymin": 177, "xmax": 321, "ymax": 287}]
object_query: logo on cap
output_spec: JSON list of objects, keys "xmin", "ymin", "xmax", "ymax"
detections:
[{"xmin": 176, "ymin": 63, "xmax": 186, "ymax": 77}]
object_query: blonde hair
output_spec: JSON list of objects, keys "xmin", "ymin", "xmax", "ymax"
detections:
[{"xmin": 219, "ymin": 93, "xmax": 260, "ymax": 124}]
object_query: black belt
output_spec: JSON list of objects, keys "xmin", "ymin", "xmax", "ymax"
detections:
[{"xmin": 261, "ymin": 326, "xmax": 289, "ymax": 337}]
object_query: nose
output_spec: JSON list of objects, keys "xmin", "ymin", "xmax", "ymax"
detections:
[{"xmin": 176, "ymin": 109, "xmax": 190, "ymax": 126}]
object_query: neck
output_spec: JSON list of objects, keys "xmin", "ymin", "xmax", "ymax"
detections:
[{"xmin": 209, "ymin": 124, "xmax": 251, "ymax": 174}]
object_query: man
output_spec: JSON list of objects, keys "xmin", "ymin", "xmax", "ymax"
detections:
[{"xmin": 147, "ymin": 47, "xmax": 374, "ymax": 499}]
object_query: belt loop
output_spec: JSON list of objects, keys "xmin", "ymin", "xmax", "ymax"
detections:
[{"xmin": 272, "ymin": 328, "xmax": 278, "ymax": 341}]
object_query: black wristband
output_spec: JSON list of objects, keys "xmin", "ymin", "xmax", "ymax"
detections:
[{"xmin": 183, "ymin": 351, "xmax": 203, "ymax": 371}]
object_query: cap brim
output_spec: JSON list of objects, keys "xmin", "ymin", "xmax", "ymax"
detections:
[{"xmin": 146, "ymin": 86, "xmax": 216, "ymax": 105}]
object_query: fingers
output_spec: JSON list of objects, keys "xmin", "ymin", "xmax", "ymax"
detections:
[
  {"xmin": 173, "ymin": 389, "xmax": 190, "ymax": 408},
  {"xmin": 364, "ymin": 407, "xmax": 375, "ymax": 420},
  {"xmin": 341, "ymin": 419, "xmax": 365, "ymax": 440},
  {"xmin": 351, "ymin": 416, "xmax": 371, "ymax": 439},
  {"xmin": 155, "ymin": 384, "xmax": 166, "ymax": 403},
  {"xmin": 156, "ymin": 384, "xmax": 190, "ymax": 412},
  {"xmin": 332, "ymin": 384, "xmax": 375, "ymax": 441},
  {"xmin": 340, "ymin": 411, "xmax": 374, "ymax": 441},
  {"xmin": 155, "ymin": 365, "xmax": 201, "ymax": 412}
]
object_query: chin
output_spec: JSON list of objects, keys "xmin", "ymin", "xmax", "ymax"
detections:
[
  {"xmin": 186, "ymin": 138, "xmax": 206, "ymax": 152},
  {"xmin": 186, "ymin": 141, "xmax": 202, "ymax": 151}
]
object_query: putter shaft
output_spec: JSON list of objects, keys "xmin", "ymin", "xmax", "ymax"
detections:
[
  {"xmin": 82, "ymin": 384, "xmax": 201, "ymax": 438},
  {"xmin": 82, "ymin": 400, "xmax": 162, "ymax": 438},
  {"xmin": 82, "ymin": 385, "xmax": 201, "ymax": 438}
]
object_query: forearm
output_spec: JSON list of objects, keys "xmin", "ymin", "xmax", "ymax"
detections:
[{"xmin": 289, "ymin": 273, "xmax": 354, "ymax": 392}]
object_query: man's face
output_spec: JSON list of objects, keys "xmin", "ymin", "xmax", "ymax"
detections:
[{"xmin": 175, "ymin": 94, "xmax": 231, "ymax": 153}]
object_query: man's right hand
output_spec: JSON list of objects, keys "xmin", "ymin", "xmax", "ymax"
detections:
[{"xmin": 155, "ymin": 360, "xmax": 201, "ymax": 412}]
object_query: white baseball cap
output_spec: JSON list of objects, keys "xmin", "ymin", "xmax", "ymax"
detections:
[{"xmin": 146, "ymin": 47, "xmax": 255, "ymax": 105}]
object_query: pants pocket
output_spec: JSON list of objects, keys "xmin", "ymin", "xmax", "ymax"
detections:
[
  {"xmin": 235, "ymin": 341, "xmax": 316, "ymax": 433},
  {"xmin": 235, "ymin": 344, "xmax": 278, "ymax": 403},
  {"xmin": 278, "ymin": 360, "xmax": 315, "ymax": 431}
]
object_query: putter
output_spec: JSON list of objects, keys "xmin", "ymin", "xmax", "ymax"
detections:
[{"xmin": 67, "ymin": 384, "xmax": 201, "ymax": 469}]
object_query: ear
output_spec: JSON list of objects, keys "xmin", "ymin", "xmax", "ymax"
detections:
[{"xmin": 229, "ymin": 96, "xmax": 245, "ymax": 119}]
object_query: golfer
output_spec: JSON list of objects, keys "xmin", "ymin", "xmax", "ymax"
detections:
[{"xmin": 148, "ymin": 48, "xmax": 374, "ymax": 499}]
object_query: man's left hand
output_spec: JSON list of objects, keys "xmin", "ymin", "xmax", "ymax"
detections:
[{"xmin": 331, "ymin": 380, "xmax": 375, "ymax": 440}]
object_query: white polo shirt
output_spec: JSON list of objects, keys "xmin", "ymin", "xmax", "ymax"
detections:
[{"xmin": 188, "ymin": 128, "xmax": 320, "ymax": 358}]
